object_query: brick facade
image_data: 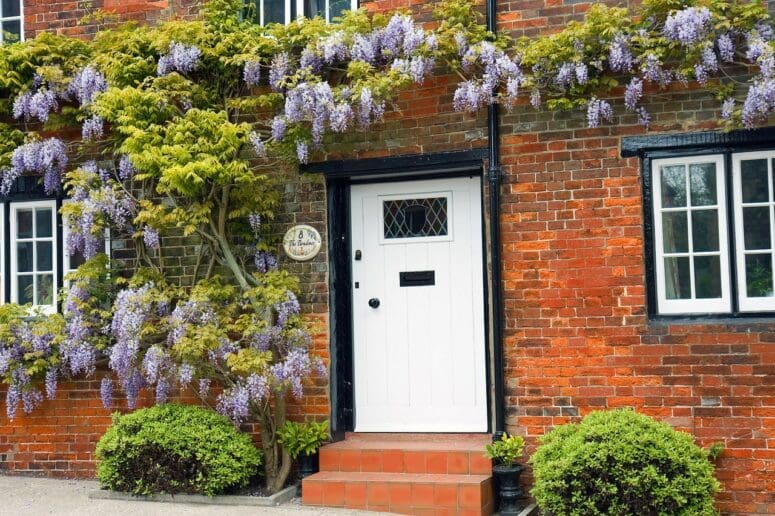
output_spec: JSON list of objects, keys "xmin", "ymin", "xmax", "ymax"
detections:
[{"xmin": 1, "ymin": 0, "xmax": 773, "ymax": 514}]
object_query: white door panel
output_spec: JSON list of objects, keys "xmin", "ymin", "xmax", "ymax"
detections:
[{"xmin": 351, "ymin": 176, "xmax": 487, "ymax": 432}]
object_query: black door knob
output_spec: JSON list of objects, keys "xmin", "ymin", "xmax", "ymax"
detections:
[{"xmin": 368, "ymin": 298, "xmax": 380, "ymax": 308}]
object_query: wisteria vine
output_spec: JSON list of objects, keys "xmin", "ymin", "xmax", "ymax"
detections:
[{"xmin": 0, "ymin": 0, "xmax": 773, "ymax": 494}]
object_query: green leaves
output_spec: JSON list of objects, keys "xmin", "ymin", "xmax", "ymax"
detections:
[
  {"xmin": 277, "ymin": 420, "xmax": 330, "ymax": 459},
  {"xmin": 484, "ymin": 432, "xmax": 525, "ymax": 467},
  {"xmin": 530, "ymin": 410, "xmax": 721, "ymax": 516}
]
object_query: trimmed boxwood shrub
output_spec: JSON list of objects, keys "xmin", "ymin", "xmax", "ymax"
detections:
[
  {"xmin": 530, "ymin": 409, "xmax": 720, "ymax": 516},
  {"xmin": 96, "ymin": 404, "xmax": 262, "ymax": 496}
]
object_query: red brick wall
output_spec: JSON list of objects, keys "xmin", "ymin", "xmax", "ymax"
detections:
[{"xmin": 23, "ymin": 0, "xmax": 199, "ymax": 40}]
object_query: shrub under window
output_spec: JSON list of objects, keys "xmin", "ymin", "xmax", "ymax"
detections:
[
  {"xmin": 530, "ymin": 409, "xmax": 720, "ymax": 516},
  {"xmin": 96, "ymin": 404, "xmax": 262, "ymax": 496}
]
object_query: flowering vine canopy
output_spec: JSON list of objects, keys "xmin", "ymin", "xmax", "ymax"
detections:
[{"xmin": 0, "ymin": 0, "xmax": 772, "ymax": 492}]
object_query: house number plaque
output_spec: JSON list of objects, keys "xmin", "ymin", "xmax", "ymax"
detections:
[{"xmin": 283, "ymin": 225, "xmax": 322, "ymax": 261}]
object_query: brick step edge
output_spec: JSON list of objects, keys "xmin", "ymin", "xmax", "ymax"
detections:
[
  {"xmin": 302, "ymin": 471, "xmax": 493, "ymax": 515},
  {"xmin": 320, "ymin": 447, "xmax": 492, "ymax": 475}
]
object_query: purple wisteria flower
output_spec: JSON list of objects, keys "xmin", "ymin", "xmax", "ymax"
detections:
[
  {"xmin": 178, "ymin": 363, "xmax": 194, "ymax": 385},
  {"xmin": 296, "ymin": 141, "xmax": 309, "ymax": 164},
  {"xmin": 636, "ymin": 106, "xmax": 650, "ymax": 127},
  {"xmin": 199, "ymin": 378, "xmax": 211, "ymax": 398},
  {"xmin": 271, "ymin": 116, "xmax": 287, "ymax": 141},
  {"xmin": 586, "ymin": 98, "xmax": 613, "ymax": 128},
  {"xmin": 351, "ymin": 34, "xmax": 377, "ymax": 64},
  {"xmin": 743, "ymin": 77, "xmax": 775, "ymax": 127},
  {"xmin": 624, "ymin": 78, "xmax": 643, "ymax": 111},
  {"xmin": 254, "ymin": 250, "xmax": 278, "ymax": 273},
  {"xmin": 641, "ymin": 53, "xmax": 670, "ymax": 85},
  {"xmin": 555, "ymin": 62, "xmax": 575, "ymax": 88},
  {"xmin": 664, "ymin": 7, "xmax": 712, "ymax": 46},
  {"xmin": 319, "ymin": 31, "xmax": 349, "ymax": 64},
  {"xmin": 269, "ymin": 52, "xmax": 290, "ymax": 91},
  {"xmin": 717, "ymin": 34, "xmax": 735, "ymax": 63},
  {"xmin": 82, "ymin": 115, "xmax": 104, "ymax": 141},
  {"xmin": 453, "ymin": 81, "xmax": 488, "ymax": 112},
  {"xmin": 100, "ymin": 377, "xmax": 113, "ymax": 408},
  {"xmin": 276, "ymin": 291, "xmax": 300, "ymax": 327},
  {"xmin": 608, "ymin": 34, "xmax": 633, "ymax": 72},
  {"xmin": 2, "ymin": 138, "xmax": 68, "ymax": 196},
  {"xmin": 575, "ymin": 63, "xmax": 589, "ymax": 85},
  {"xmin": 118, "ymin": 155, "xmax": 135, "ymax": 181},
  {"xmin": 45, "ymin": 368, "xmax": 58, "ymax": 400},
  {"xmin": 722, "ymin": 98, "xmax": 735, "ymax": 120},
  {"xmin": 530, "ymin": 90, "xmax": 541, "ymax": 110},
  {"xmin": 13, "ymin": 89, "xmax": 58, "ymax": 123},
  {"xmin": 217, "ymin": 385, "xmax": 251, "ymax": 423},
  {"xmin": 143, "ymin": 227, "xmax": 160, "ymax": 249},
  {"xmin": 243, "ymin": 59, "xmax": 261, "ymax": 87},
  {"xmin": 249, "ymin": 131, "xmax": 266, "ymax": 157},
  {"xmin": 68, "ymin": 66, "xmax": 107, "ymax": 106},
  {"xmin": 157, "ymin": 41, "xmax": 202, "ymax": 76},
  {"xmin": 248, "ymin": 212, "xmax": 262, "ymax": 233}
]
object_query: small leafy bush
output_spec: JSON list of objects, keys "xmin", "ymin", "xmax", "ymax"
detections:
[
  {"xmin": 96, "ymin": 404, "xmax": 262, "ymax": 496},
  {"xmin": 485, "ymin": 432, "xmax": 525, "ymax": 467},
  {"xmin": 530, "ymin": 409, "xmax": 720, "ymax": 516},
  {"xmin": 277, "ymin": 420, "xmax": 329, "ymax": 458}
]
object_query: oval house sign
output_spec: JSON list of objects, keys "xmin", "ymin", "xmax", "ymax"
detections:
[{"xmin": 283, "ymin": 225, "xmax": 322, "ymax": 261}]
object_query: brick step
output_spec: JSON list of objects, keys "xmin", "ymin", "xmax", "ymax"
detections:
[
  {"xmin": 302, "ymin": 471, "xmax": 493, "ymax": 515},
  {"xmin": 319, "ymin": 437, "xmax": 492, "ymax": 475}
]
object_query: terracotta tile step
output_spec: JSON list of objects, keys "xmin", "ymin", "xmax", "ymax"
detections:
[
  {"xmin": 319, "ymin": 441, "xmax": 492, "ymax": 475},
  {"xmin": 302, "ymin": 471, "xmax": 493, "ymax": 516}
]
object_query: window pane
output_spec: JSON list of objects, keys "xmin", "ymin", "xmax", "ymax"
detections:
[
  {"xmin": 2, "ymin": 0, "xmax": 20, "ymax": 17},
  {"xmin": 304, "ymin": 0, "xmax": 325, "ymax": 18},
  {"xmin": 743, "ymin": 206, "xmax": 771, "ymax": 250},
  {"xmin": 16, "ymin": 242, "xmax": 32, "ymax": 272},
  {"xmin": 692, "ymin": 209, "xmax": 719, "ymax": 252},
  {"xmin": 264, "ymin": 0, "xmax": 285, "ymax": 24},
  {"xmin": 68, "ymin": 250, "xmax": 86, "ymax": 271},
  {"xmin": 664, "ymin": 257, "xmax": 691, "ymax": 299},
  {"xmin": 37, "ymin": 275, "xmax": 53, "ymax": 305},
  {"xmin": 694, "ymin": 256, "xmax": 721, "ymax": 298},
  {"xmin": 689, "ymin": 163, "xmax": 717, "ymax": 206},
  {"xmin": 330, "ymin": 0, "xmax": 350, "ymax": 20},
  {"xmin": 36, "ymin": 209, "xmax": 52, "ymax": 238},
  {"xmin": 741, "ymin": 159, "xmax": 769, "ymax": 203},
  {"xmin": 17, "ymin": 275, "xmax": 32, "ymax": 304},
  {"xmin": 662, "ymin": 212, "xmax": 688, "ymax": 253},
  {"xmin": 661, "ymin": 165, "xmax": 686, "ymax": 208},
  {"xmin": 745, "ymin": 253, "xmax": 774, "ymax": 297},
  {"xmin": 16, "ymin": 209, "xmax": 32, "ymax": 238},
  {"xmin": 2, "ymin": 20, "xmax": 20, "ymax": 42},
  {"xmin": 36, "ymin": 241, "xmax": 52, "ymax": 271}
]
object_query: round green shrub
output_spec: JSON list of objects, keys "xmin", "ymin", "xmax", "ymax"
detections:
[
  {"xmin": 96, "ymin": 404, "xmax": 262, "ymax": 496},
  {"xmin": 529, "ymin": 409, "xmax": 720, "ymax": 516}
]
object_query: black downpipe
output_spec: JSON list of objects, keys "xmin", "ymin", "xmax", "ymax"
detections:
[{"xmin": 487, "ymin": 0, "xmax": 506, "ymax": 438}]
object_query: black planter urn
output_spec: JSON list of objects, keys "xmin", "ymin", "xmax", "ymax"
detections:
[
  {"xmin": 297, "ymin": 450, "xmax": 320, "ymax": 495},
  {"xmin": 492, "ymin": 463, "xmax": 525, "ymax": 515}
]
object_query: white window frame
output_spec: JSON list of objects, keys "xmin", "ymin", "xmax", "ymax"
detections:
[
  {"xmin": 0, "ymin": 0, "xmax": 23, "ymax": 43},
  {"xmin": 733, "ymin": 150, "xmax": 775, "ymax": 312},
  {"xmin": 301, "ymin": 0, "xmax": 358, "ymax": 23},
  {"xmin": 10, "ymin": 200, "xmax": 58, "ymax": 314},
  {"xmin": 256, "ymin": 0, "xmax": 358, "ymax": 25},
  {"xmin": 652, "ymin": 155, "xmax": 731, "ymax": 314}
]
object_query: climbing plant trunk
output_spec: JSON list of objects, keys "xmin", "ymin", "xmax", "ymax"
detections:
[{"xmin": 259, "ymin": 396, "xmax": 293, "ymax": 493}]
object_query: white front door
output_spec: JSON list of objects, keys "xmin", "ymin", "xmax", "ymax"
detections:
[{"xmin": 351, "ymin": 176, "xmax": 487, "ymax": 432}]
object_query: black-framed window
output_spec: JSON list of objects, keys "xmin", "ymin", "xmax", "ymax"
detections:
[
  {"xmin": 0, "ymin": 0, "xmax": 23, "ymax": 43},
  {"xmin": 632, "ymin": 129, "xmax": 775, "ymax": 317}
]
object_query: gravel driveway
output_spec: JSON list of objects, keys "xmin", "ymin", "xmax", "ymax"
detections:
[{"xmin": 0, "ymin": 475, "xmax": 380, "ymax": 516}]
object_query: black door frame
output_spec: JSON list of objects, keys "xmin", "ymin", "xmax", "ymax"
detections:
[{"xmin": 302, "ymin": 148, "xmax": 490, "ymax": 438}]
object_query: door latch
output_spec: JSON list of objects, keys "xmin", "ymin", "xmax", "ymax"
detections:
[
  {"xmin": 368, "ymin": 298, "xmax": 380, "ymax": 309},
  {"xmin": 355, "ymin": 250, "xmax": 362, "ymax": 261}
]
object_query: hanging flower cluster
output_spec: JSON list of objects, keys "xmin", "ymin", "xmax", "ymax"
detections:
[{"xmin": 0, "ymin": 138, "xmax": 68, "ymax": 195}]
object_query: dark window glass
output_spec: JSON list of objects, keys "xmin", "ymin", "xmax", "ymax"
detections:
[
  {"xmin": 305, "ymin": 0, "xmax": 326, "ymax": 18},
  {"xmin": 264, "ymin": 0, "xmax": 285, "ymax": 24},
  {"xmin": 664, "ymin": 257, "xmax": 691, "ymax": 299},
  {"xmin": 2, "ymin": 0, "xmax": 20, "ymax": 17},
  {"xmin": 330, "ymin": 0, "xmax": 350, "ymax": 20},
  {"xmin": 745, "ymin": 253, "xmax": 774, "ymax": 297},
  {"xmin": 2, "ymin": 20, "xmax": 20, "ymax": 42},
  {"xmin": 741, "ymin": 159, "xmax": 769, "ymax": 203},
  {"xmin": 694, "ymin": 256, "xmax": 722, "ymax": 299}
]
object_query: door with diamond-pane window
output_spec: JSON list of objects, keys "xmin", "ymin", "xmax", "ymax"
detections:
[{"xmin": 350, "ymin": 177, "xmax": 487, "ymax": 432}]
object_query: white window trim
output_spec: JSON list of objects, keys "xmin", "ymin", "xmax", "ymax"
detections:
[
  {"xmin": 10, "ymin": 200, "xmax": 57, "ymax": 314},
  {"xmin": 732, "ymin": 150, "xmax": 775, "ymax": 312},
  {"xmin": 257, "ymin": 0, "xmax": 358, "ymax": 25},
  {"xmin": 652, "ymin": 155, "xmax": 731, "ymax": 314},
  {"xmin": 0, "ymin": 0, "xmax": 24, "ymax": 43}
]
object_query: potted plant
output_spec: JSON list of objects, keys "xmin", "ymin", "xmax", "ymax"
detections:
[
  {"xmin": 278, "ymin": 420, "xmax": 330, "ymax": 493},
  {"xmin": 485, "ymin": 432, "xmax": 526, "ymax": 515}
]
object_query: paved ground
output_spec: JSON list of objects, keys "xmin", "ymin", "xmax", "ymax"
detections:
[{"xmin": 0, "ymin": 475, "xmax": 377, "ymax": 516}]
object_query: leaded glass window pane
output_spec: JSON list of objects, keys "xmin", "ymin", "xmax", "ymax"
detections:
[{"xmin": 383, "ymin": 197, "xmax": 448, "ymax": 239}]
